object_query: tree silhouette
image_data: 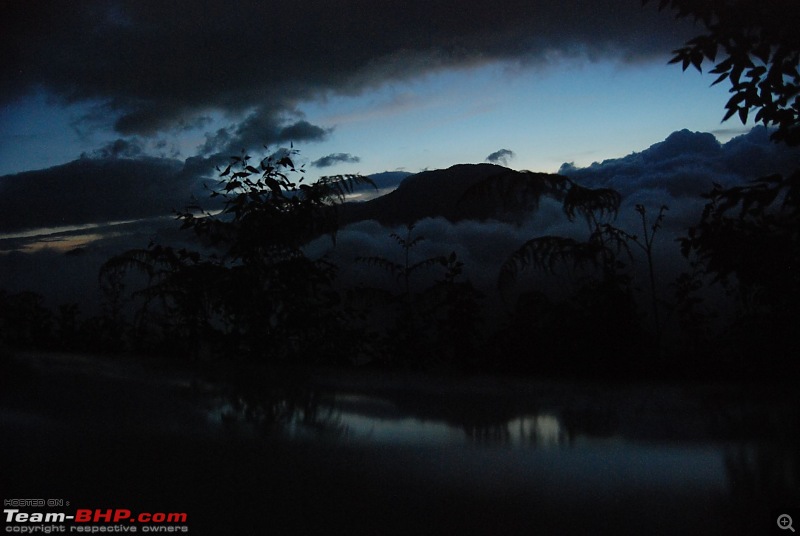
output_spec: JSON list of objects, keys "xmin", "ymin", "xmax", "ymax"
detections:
[
  {"xmin": 647, "ymin": 0, "xmax": 800, "ymax": 145},
  {"xmin": 679, "ymin": 171, "xmax": 800, "ymax": 367},
  {"xmin": 460, "ymin": 170, "xmax": 657, "ymax": 375},
  {"xmin": 654, "ymin": 0, "xmax": 800, "ymax": 372},
  {"xmin": 102, "ymin": 148, "xmax": 374, "ymax": 362},
  {"xmin": 355, "ymin": 224, "xmax": 483, "ymax": 368},
  {"xmin": 0, "ymin": 290, "xmax": 54, "ymax": 350},
  {"xmin": 496, "ymin": 180, "xmax": 625, "ymax": 292}
]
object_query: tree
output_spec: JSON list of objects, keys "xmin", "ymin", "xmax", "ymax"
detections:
[
  {"xmin": 678, "ymin": 170, "xmax": 800, "ymax": 367},
  {"xmin": 647, "ymin": 0, "xmax": 800, "ymax": 145},
  {"xmin": 355, "ymin": 224, "xmax": 484, "ymax": 368},
  {"xmin": 102, "ymin": 148, "xmax": 374, "ymax": 362},
  {"xmin": 460, "ymin": 170, "xmax": 657, "ymax": 375},
  {"xmin": 653, "ymin": 0, "xmax": 800, "ymax": 370}
]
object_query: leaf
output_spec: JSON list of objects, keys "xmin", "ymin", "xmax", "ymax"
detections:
[
  {"xmin": 408, "ymin": 256, "xmax": 447, "ymax": 276},
  {"xmin": 497, "ymin": 236, "xmax": 603, "ymax": 291},
  {"xmin": 710, "ymin": 72, "xmax": 729, "ymax": 86}
]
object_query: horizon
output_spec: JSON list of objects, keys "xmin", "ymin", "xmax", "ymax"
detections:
[{"xmin": 0, "ymin": 125, "xmax": 779, "ymax": 244}]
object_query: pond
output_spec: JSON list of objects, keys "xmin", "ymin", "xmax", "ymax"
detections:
[
  {"xmin": 2, "ymin": 353, "xmax": 798, "ymax": 535},
  {"xmin": 209, "ymin": 369, "xmax": 799, "ymax": 534}
]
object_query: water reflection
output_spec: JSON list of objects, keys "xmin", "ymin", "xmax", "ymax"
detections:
[
  {"xmin": 213, "ymin": 387, "xmax": 578, "ymax": 448},
  {"xmin": 209, "ymin": 375, "xmax": 799, "ymax": 531},
  {"xmin": 4, "ymin": 353, "xmax": 798, "ymax": 534},
  {"xmin": 208, "ymin": 379, "xmax": 795, "ymax": 455}
]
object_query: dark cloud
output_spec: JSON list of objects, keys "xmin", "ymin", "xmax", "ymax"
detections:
[
  {"xmin": 90, "ymin": 138, "xmax": 145, "ymax": 159},
  {"xmin": 277, "ymin": 121, "xmax": 330, "ymax": 144},
  {"xmin": 199, "ymin": 108, "xmax": 330, "ymax": 156},
  {"xmin": 486, "ymin": 149, "xmax": 515, "ymax": 166},
  {"xmin": 2, "ymin": 1, "xmax": 695, "ymax": 142},
  {"xmin": 312, "ymin": 153, "xmax": 362, "ymax": 168}
]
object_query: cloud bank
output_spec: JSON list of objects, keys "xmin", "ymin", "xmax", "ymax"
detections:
[{"xmin": 558, "ymin": 127, "xmax": 800, "ymax": 227}]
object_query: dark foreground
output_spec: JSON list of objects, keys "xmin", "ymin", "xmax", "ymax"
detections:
[{"xmin": 2, "ymin": 352, "xmax": 798, "ymax": 535}]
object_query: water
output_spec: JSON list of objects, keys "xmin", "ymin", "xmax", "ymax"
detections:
[
  {"xmin": 2, "ymin": 354, "xmax": 798, "ymax": 535},
  {"xmin": 209, "ymin": 371, "xmax": 798, "ymax": 534}
]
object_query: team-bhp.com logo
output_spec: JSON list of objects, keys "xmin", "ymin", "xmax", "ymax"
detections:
[{"xmin": 4, "ymin": 508, "xmax": 189, "ymax": 532}]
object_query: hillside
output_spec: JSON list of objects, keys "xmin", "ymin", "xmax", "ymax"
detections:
[{"xmin": 341, "ymin": 163, "xmax": 559, "ymax": 225}]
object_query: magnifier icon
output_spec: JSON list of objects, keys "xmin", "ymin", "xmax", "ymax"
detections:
[{"xmin": 778, "ymin": 514, "xmax": 795, "ymax": 532}]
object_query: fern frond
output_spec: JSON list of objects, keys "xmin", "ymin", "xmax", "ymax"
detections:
[
  {"xmin": 407, "ymin": 256, "xmax": 447, "ymax": 276},
  {"xmin": 498, "ymin": 236, "xmax": 603, "ymax": 290},
  {"xmin": 314, "ymin": 174, "xmax": 376, "ymax": 203},
  {"xmin": 594, "ymin": 225, "xmax": 634, "ymax": 264},
  {"xmin": 563, "ymin": 184, "xmax": 621, "ymax": 224}
]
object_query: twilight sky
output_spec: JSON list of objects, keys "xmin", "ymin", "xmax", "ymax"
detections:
[{"xmin": 1, "ymin": 0, "xmax": 743, "ymax": 183}]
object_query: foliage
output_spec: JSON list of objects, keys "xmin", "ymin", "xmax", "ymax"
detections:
[
  {"xmin": 647, "ymin": 0, "xmax": 800, "ymax": 145},
  {"xmin": 654, "ymin": 0, "xmax": 800, "ymax": 371},
  {"xmin": 462, "ymin": 170, "xmax": 663, "ymax": 373},
  {"xmin": 357, "ymin": 224, "xmax": 446, "ymax": 296},
  {"xmin": 101, "ymin": 148, "xmax": 374, "ymax": 362},
  {"xmin": 181, "ymin": 149, "xmax": 371, "ymax": 260},
  {"xmin": 679, "ymin": 171, "xmax": 800, "ymax": 361},
  {"xmin": 670, "ymin": 129, "xmax": 800, "ymax": 367},
  {"xmin": 608, "ymin": 205, "xmax": 670, "ymax": 343},
  {"xmin": 0, "ymin": 290, "xmax": 54, "ymax": 350},
  {"xmin": 355, "ymin": 225, "xmax": 483, "ymax": 368},
  {"xmin": 487, "ymin": 175, "xmax": 626, "ymax": 289}
]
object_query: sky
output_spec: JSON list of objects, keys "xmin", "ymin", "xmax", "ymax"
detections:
[{"xmin": 1, "ymin": 0, "xmax": 743, "ymax": 181}]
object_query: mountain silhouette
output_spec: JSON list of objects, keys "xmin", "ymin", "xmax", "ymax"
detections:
[
  {"xmin": 342, "ymin": 163, "xmax": 531, "ymax": 226},
  {"xmin": 360, "ymin": 171, "xmax": 413, "ymax": 191},
  {"xmin": 0, "ymin": 157, "xmax": 186, "ymax": 232}
]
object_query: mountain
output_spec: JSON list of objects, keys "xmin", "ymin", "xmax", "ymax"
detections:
[
  {"xmin": 362, "ymin": 171, "xmax": 413, "ymax": 191},
  {"xmin": 340, "ymin": 163, "xmax": 557, "ymax": 226},
  {"xmin": 0, "ymin": 157, "xmax": 186, "ymax": 232},
  {"xmin": 343, "ymin": 170, "xmax": 413, "ymax": 202}
]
